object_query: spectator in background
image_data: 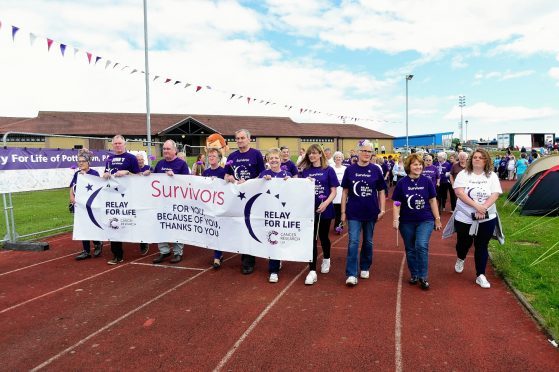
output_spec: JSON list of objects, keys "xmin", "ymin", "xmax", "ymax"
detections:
[
  {"xmin": 191, "ymin": 153, "xmax": 206, "ymax": 176},
  {"xmin": 332, "ymin": 151, "xmax": 347, "ymax": 234},
  {"xmin": 450, "ymin": 152, "xmax": 469, "ymax": 212},
  {"xmin": 493, "ymin": 155, "xmax": 501, "ymax": 173},
  {"xmin": 435, "ymin": 152, "xmax": 452, "ymax": 212},
  {"xmin": 515, "ymin": 153, "xmax": 529, "ymax": 180},
  {"xmin": 280, "ymin": 146, "xmax": 299, "ymax": 177},
  {"xmin": 422, "ymin": 154, "xmax": 440, "ymax": 190},
  {"xmin": 103, "ymin": 135, "xmax": 140, "ymax": 265},
  {"xmin": 70, "ymin": 150, "xmax": 103, "ymax": 261},
  {"xmin": 324, "ymin": 148, "xmax": 335, "ymax": 167},
  {"xmin": 507, "ymin": 155, "xmax": 516, "ymax": 180},
  {"xmin": 136, "ymin": 153, "xmax": 151, "ymax": 174},
  {"xmin": 296, "ymin": 147, "xmax": 306, "ymax": 166},
  {"xmin": 393, "ymin": 157, "xmax": 406, "ymax": 184}
]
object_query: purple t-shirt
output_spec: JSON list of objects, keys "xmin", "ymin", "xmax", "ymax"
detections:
[
  {"xmin": 341, "ymin": 163, "xmax": 386, "ymax": 221},
  {"xmin": 225, "ymin": 148, "xmax": 266, "ymax": 181},
  {"xmin": 104, "ymin": 152, "xmax": 140, "ymax": 174},
  {"xmin": 154, "ymin": 157, "xmax": 190, "ymax": 175},
  {"xmin": 139, "ymin": 165, "xmax": 151, "ymax": 172},
  {"xmin": 422, "ymin": 165, "xmax": 440, "ymax": 188},
  {"xmin": 300, "ymin": 165, "xmax": 340, "ymax": 219},
  {"xmin": 435, "ymin": 161, "xmax": 451, "ymax": 184},
  {"xmin": 281, "ymin": 160, "xmax": 298, "ymax": 177},
  {"xmin": 70, "ymin": 168, "xmax": 100, "ymax": 192},
  {"xmin": 259, "ymin": 169, "xmax": 292, "ymax": 178},
  {"xmin": 202, "ymin": 166, "xmax": 226, "ymax": 179},
  {"xmin": 392, "ymin": 175, "xmax": 437, "ymax": 223}
]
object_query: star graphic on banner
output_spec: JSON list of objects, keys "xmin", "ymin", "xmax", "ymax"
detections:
[
  {"xmin": 85, "ymin": 184, "xmax": 93, "ymax": 191},
  {"xmin": 106, "ymin": 183, "xmax": 111, "ymax": 188},
  {"xmin": 121, "ymin": 193, "xmax": 125, "ymax": 198},
  {"xmin": 115, "ymin": 187, "xmax": 119, "ymax": 192},
  {"xmin": 237, "ymin": 192, "xmax": 246, "ymax": 201}
]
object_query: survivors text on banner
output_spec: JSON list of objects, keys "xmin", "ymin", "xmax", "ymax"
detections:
[{"xmin": 73, "ymin": 174, "xmax": 315, "ymax": 262}]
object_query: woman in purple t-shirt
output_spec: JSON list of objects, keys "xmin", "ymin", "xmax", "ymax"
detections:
[
  {"xmin": 299, "ymin": 144, "xmax": 339, "ymax": 286},
  {"xmin": 340, "ymin": 140, "xmax": 386, "ymax": 286},
  {"xmin": 392, "ymin": 153, "xmax": 442, "ymax": 290}
]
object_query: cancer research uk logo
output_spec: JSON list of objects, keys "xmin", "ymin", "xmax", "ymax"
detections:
[
  {"xmin": 238, "ymin": 187, "xmax": 302, "ymax": 245},
  {"xmin": 84, "ymin": 180, "xmax": 137, "ymax": 230}
]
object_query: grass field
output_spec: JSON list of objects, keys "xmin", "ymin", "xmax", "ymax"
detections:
[{"xmin": 490, "ymin": 194, "xmax": 559, "ymax": 339}]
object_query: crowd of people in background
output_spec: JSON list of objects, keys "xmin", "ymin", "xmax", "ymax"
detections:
[{"xmin": 70, "ymin": 134, "xmax": 558, "ymax": 290}]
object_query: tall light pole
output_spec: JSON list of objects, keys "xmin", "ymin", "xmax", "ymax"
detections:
[
  {"xmin": 465, "ymin": 120, "xmax": 468, "ymax": 144},
  {"xmin": 143, "ymin": 0, "xmax": 152, "ymax": 158},
  {"xmin": 405, "ymin": 74, "xmax": 414, "ymax": 153},
  {"xmin": 458, "ymin": 95, "xmax": 466, "ymax": 143}
]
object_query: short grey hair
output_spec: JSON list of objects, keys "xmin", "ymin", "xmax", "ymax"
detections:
[
  {"xmin": 235, "ymin": 129, "xmax": 251, "ymax": 139},
  {"xmin": 333, "ymin": 151, "xmax": 344, "ymax": 160},
  {"xmin": 113, "ymin": 134, "xmax": 126, "ymax": 143},
  {"xmin": 458, "ymin": 151, "xmax": 469, "ymax": 160},
  {"xmin": 437, "ymin": 151, "xmax": 447, "ymax": 160},
  {"xmin": 164, "ymin": 139, "xmax": 178, "ymax": 151}
]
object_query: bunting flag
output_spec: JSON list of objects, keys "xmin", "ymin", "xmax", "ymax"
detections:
[
  {"xmin": 0, "ymin": 20, "xmax": 2, "ymax": 30},
  {"xmin": 0, "ymin": 20, "xmax": 396, "ymax": 125},
  {"xmin": 12, "ymin": 26, "xmax": 19, "ymax": 41}
]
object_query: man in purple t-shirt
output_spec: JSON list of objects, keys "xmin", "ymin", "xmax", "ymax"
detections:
[
  {"xmin": 149, "ymin": 139, "xmax": 190, "ymax": 264},
  {"xmin": 225, "ymin": 129, "xmax": 266, "ymax": 275},
  {"xmin": 102, "ymin": 135, "xmax": 141, "ymax": 265},
  {"xmin": 280, "ymin": 146, "xmax": 299, "ymax": 177}
]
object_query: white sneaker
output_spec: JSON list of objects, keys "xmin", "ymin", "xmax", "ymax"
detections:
[
  {"xmin": 455, "ymin": 258, "xmax": 465, "ymax": 273},
  {"xmin": 360, "ymin": 270, "xmax": 369, "ymax": 279},
  {"xmin": 476, "ymin": 274, "xmax": 491, "ymax": 288},
  {"xmin": 320, "ymin": 258, "xmax": 331, "ymax": 274},
  {"xmin": 269, "ymin": 273, "xmax": 279, "ymax": 283},
  {"xmin": 346, "ymin": 276, "xmax": 358, "ymax": 286},
  {"xmin": 305, "ymin": 270, "xmax": 317, "ymax": 285}
]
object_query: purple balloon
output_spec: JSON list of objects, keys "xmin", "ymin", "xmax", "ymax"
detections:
[{"xmin": 394, "ymin": 201, "xmax": 401, "ymax": 207}]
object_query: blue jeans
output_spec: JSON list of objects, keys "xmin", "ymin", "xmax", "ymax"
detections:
[
  {"xmin": 399, "ymin": 221, "xmax": 434, "ymax": 279},
  {"xmin": 345, "ymin": 219, "xmax": 375, "ymax": 277}
]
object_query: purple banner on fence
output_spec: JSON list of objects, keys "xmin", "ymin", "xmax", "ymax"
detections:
[{"xmin": 0, "ymin": 148, "xmax": 113, "ymax": 171}]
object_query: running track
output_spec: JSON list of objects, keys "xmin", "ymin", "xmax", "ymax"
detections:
[{"xmin": 1, "ymin": 183, "xmax": 557, "ymax": 370}]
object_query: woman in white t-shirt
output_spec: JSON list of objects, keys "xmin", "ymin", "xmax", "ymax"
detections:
[
  {"xmin": 506, "ymin": 155, "xmax": 516, "ymax": 180},
  {"xmin": 332, "ymin": 151, "xmax": 347, "ymax": 233},
  {"xmin": 452, "ymin": 148, "xmax": 502, "ymax": 289}
]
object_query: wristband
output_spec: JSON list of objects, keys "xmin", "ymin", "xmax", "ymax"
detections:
[{"xmin": 393, "ymin": 219, "xmax": 399, "ymax": 222}]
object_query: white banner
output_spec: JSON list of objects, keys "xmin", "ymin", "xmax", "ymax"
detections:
[{"xmin": 73, "ymin": 174, "xmax": 315, "ymax": 262}]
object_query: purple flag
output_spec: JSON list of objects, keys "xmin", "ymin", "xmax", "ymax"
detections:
[
  {"xmin": 12, "ymin": 26, "xmax": 19, "ymax": 41},
  {"xmin": 60, "ymin": 44, "xmax": 67, "ymax": 56}
]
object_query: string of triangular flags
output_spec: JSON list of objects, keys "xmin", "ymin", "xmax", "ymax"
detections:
[{"xmin": 1, "ymin": 20, "xmax": 399, "ymax": 124}]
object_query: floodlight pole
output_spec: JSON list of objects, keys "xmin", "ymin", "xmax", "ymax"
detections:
[
  {"xmin": 465, "ymin": 120, "xmax": 469, "ymax": 143},
  {"xmin": 143, "ymin": 0, "xmax": 152, "ymax": 158},
  {"xmin": 405, "ymin": 74, "xmax": 414, "ymax": 154},
  {"xmin": 459, "ymin": 95, "xmax": 466, "ymax": 143}
]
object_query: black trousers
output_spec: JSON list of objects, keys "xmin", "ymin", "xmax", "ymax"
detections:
[
  {"xmin": 241, "ymin": 254, "xmax": 255, "ymax": 269},
  {"xmin": 82, "ymin": 240, "xmax": 101, "ymax": 253},
  {"xmin": 310, "ymin": 214, "xmax": 332, "ymax": 271},
  {"xmin": 333, "ymin": 204, "xmax": 342, "ymax": 230},
  {"xmin": 110, "ymin": 241, "xmax": 123, "ymax": 259},
  {"xmin": 437, "ymin": 182, "xmax": 451, "ymax": 210}
]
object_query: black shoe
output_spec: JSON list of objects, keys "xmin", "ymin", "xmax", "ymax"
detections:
[
  {"xmin": 242, "ymin": 266, "xmax": 254, "ymax": 275},
  {"xmin": 409, "ymin": 276, "xmax": 419, "ymax": 285},
  {"xmin": 93, "ymin": 243, "xmax": 103, "ymax": 257},
  {"xmin": 75, "ymin": 252, "xmax": 91, "ymax": 261},
  {"xmin": 419, "ymin": 278, "xmax": 430, "ymax": 290},
  {"xmin": 153, "ymin": 252, "xmax": 171, "ymax": 264},
  {"xmin": 107, "ymin": 257, "xmax": 124, "ymax": 265},
  {"xmin": 140, "ymin": 243, "xmax": 149, "ymax": 255},
  {"xmin": 170, "ymin": 254, "xmax": 182, "ymax": 264}
]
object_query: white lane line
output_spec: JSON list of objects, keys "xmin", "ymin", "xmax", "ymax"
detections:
[
  {"xmin": 394, "ymin": 254, "xmax": 405, "ymax": 372},
  {"xmin": 213, "ymin": 233, "xmax": 347, "ymax": 372},
  {"xmin": 0, "ymin": 252, "xmax": 78, "ymax": 277},
  {"xmin": 0, "ymin": 252, "xmax": 154, "ymax": 314},
  {"xmin": 131, "ymin": 262, "xmax": 205, "ymax": 271},
  {"xmin": 30, "ymin": 254, "xmax": 238, "ymax": 372}
]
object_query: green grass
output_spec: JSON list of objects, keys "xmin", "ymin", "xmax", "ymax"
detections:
[
  {"xmin": 0, "ymin": 188, "xmax": 73, "ymax": 242},
  {"xmin": 490, "ymin": 193, "xmax": 559, "ymax": 338}
]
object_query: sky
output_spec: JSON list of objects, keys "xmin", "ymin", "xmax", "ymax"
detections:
[{"xmin": 1, "ymin": 0, "xmax": 558, "ymax": 141}]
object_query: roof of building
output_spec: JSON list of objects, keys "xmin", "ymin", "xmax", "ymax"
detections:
[
  {"xmin": 0, "ymin": 111, "xmax": 393, "ymax": 139},
  {"xmin": 392, "ymin": 132, "xmax": 454, "ymax": 140}
]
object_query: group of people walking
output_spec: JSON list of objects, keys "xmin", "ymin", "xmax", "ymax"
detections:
[{"xmin": 70, "ymin": 132, "xmax": 504, "ymax": 290}]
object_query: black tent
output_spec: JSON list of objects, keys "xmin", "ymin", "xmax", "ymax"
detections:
[{"xmin": 521, "ymin": 165, "xmax": 559, "ymax": 216}]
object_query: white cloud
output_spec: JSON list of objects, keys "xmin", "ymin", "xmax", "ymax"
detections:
[
  {"xmin": 451, "ymin": 55, "xmax": 468, "ymax": 69},
  {"xmin": 474, "ymin": 69, "xmax": 535, "ymax": 81},
  {"xmin": 444, "ymin": 102, "xmax": 557, "ymax": 123},
  {"xmin": 549, "ymin": 67, "xmax": 559, "ymax": 85}
]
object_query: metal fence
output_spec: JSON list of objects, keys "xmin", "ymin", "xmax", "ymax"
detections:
[{"xmin": 1, "ymin": 132, "xmax": 163, "ymax": 244}]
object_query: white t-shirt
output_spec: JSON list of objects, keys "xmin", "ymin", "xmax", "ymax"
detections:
[
  {"xmin": 453, "ymin": 170, "xmax": 502, "ymax": 224},
  {"xmin": 332, "ymin": 165, "xmax": 346, "ymax": 204},
  {"xmin": 328, "ymin": 158, "xmax": 335, "ymax": 167}
]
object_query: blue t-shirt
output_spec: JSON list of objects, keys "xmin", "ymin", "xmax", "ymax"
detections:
[
  {"xmin": 392, "ymin": 175, "xmax": 437, "ymax": 223},
  {"xmin": 139, "ymin": 165, "xmax": 151, "ymax": 172},
  {"xmin": 341, "ymin": 163, "xmax": 386, "ymax": 221},
  {"xmin": 104, "ymin": 152, "xmax": 140, "ymax": 174},
  {"xmin": 516, "ymin": 159, "xmax": 529, "ymax": 176},
  {"xmin": 281, "ymin": 160, "xmax": 298, "ymax": 177},
  {"xmin": 202, "ymin": 166, "xmax": 226, "ymax": 179},
  {"xmin": 259, "ymin": 169, "xmax": 292, "ymax": 178},
  {"xmin": 435, "ymin": 161, "xmax": 451, "ymax": 184},
  {"xmin": 422, "ymin": 165, "xmax": 440, "ymax": 188},
  {"xmin": 225, "ymin": 148, "xmax": 266, "ymax": 181},
  {"xmin": 70, "ymin": 168, "xmax": 100, "ymax": 192},
  {"xmin": 154, "ymin": 157, "xmax": 190, "ymax": 175},
  {"xmin": 300, "ymin": 165, "xmax": 340, "ymax": 219}
]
